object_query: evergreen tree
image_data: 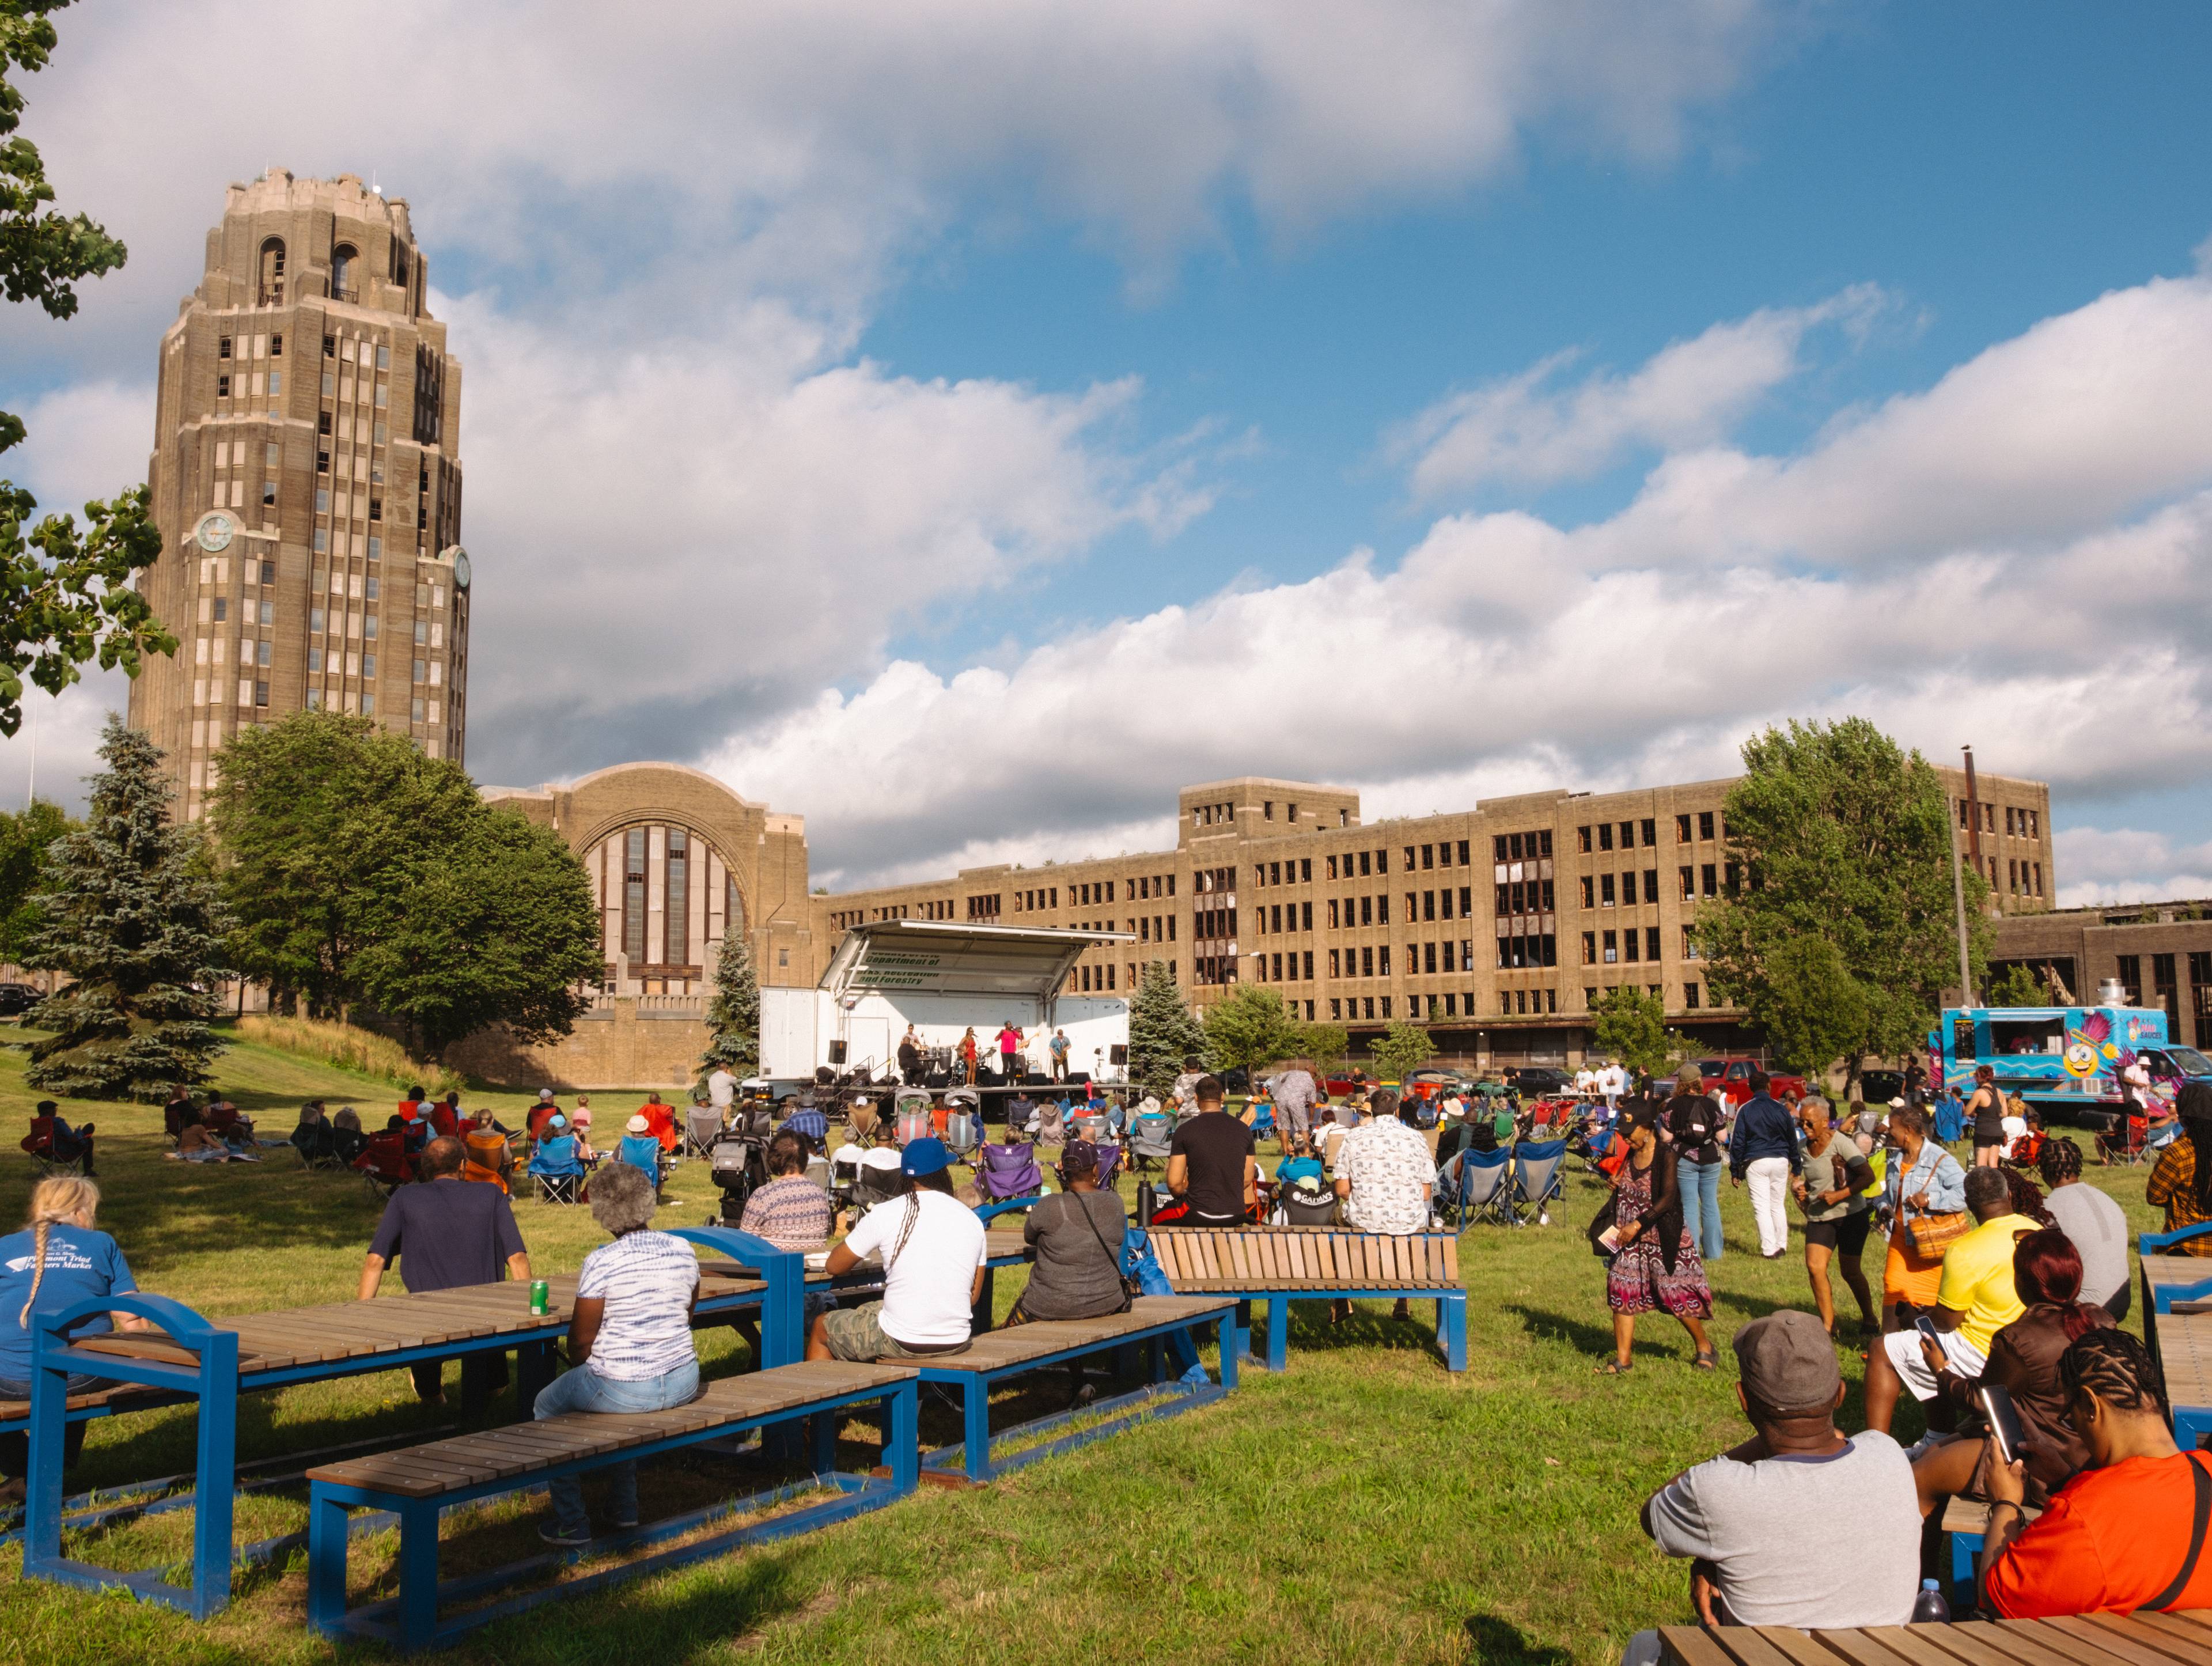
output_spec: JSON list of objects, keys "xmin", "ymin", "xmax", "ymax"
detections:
[
  {"xmin": 697, "ymin": 929, "xmax": 760, "ymax": 1088},
  {"xmin": 1128, "ymin": 959, "xmax": 1205, "ymax": 1097},
  {"xmin": 22, "ymin": 715, "xmax": 228, "ymax": 1097}
]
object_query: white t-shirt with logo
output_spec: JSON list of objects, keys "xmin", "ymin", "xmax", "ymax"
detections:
[{"xmin": 843, "ymin": 1189, "xmax": 988, "ymax": 1346}]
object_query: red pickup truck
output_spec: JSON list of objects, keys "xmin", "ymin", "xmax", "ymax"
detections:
[{"xmin": 1696, "ymin": 1058, "xmax": 1808, "ymax": 1108}]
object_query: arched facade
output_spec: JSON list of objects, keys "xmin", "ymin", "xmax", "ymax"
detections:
[{"xmin": 576, "ymin": 817, "xmax": 743, "ymax": 994}]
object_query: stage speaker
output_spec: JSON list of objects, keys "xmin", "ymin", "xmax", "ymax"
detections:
[
  {"xmin": 1068, "ymin": 1071, "xmax": 1091, "ymax": 1086},
  {"xmin": 1109, "ymin": 1044, "xmax": 1128, "ymax": 1066},
  {"xmin": 827, "ymin": 1040, "xmax": 847, "ymax": 1065},
  {"xmin": 923, "ymin": 1068, "xmax": 950, "ymax": 1088}
]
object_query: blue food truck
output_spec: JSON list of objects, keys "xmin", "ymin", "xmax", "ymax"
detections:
[{"xmin": 1927, "ymin": 1002, "xmax": 2212, "ymax": 1134}]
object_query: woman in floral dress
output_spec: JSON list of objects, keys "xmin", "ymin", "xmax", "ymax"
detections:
[{"xmin": 1596, "ymin": 1099, "xmax": 1715, "ymax": 1373}]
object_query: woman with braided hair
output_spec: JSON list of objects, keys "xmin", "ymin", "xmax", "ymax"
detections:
[
  {"xmin": 1982, "ymin": 1328, "xmax": 2212, "ymax": 1616},
  {"xmin": 0, "ymin": 1177, "xmax": 150, "ymax": 1503},
  {"xmin": 810, "ymin": 1135, "xmax": 988, "ymax": 1363}
]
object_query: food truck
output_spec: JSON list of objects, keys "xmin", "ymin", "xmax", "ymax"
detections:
[{"xmin": 1927, "ymin": 995, "xmax": 2212, "ymax": 1134}]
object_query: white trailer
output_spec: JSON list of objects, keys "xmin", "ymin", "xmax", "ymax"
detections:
[{"xmin": 757, "ymin": 919, "xmax": 1136, "ymax": 1094}]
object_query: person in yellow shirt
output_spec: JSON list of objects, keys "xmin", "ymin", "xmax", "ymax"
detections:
[{"xmin": 1862, "ymin": 1167, "xmax": 2039, "ymax": 1433}]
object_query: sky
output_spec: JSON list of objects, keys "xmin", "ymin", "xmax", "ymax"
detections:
[{"xmin": 3, "ymin": 2, "xmax": 2211, "ymax": 904}]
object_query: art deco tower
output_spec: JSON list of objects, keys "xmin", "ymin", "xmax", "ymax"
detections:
[{"xmin": 128, "ymin": 171, "xmax": 472, "ymax": 817}]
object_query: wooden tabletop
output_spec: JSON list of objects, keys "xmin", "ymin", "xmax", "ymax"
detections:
[
  {"xmin": 1150, "ymin": 1228, "xmax": 1460, "ymax": 1292},
  {"xmin": 2144, "ymin": 1255, "xmax": 2212, "ymax": 1297},
  {"xmin": 1659, "ymin": 1610, "xmax": 2212, "ymax": 1666}
]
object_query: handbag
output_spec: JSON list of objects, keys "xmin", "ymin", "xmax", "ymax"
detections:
[
  {"xmin": 1075, "ymin": 1195, "xmax": 1140, "ymax": 1311},
  {"xmin": 1906, "ymin": 1210, "xmax": 1972, "ymax": 1259}
]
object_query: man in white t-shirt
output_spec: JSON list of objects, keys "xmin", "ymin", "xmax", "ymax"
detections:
[
  {"xmin": 706, "ymin": 1065, "xmax": 737, "ymax": 1114},
  {"xmin": 810, "ymin": 1136, "xmax": 988, "ymax": 1360},
  {"xmin": 1599, "ymin": 1060, "xmax": 1627, "ymax": 1111}
]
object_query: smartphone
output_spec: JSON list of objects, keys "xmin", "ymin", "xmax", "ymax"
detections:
[
  {"xmin": 1913, "ymin": 1315, "xmax": 1941, "ymax": 1346},
  {"xmin": 1979, "ymin": 1383, "xmax": 2027, "ymax": 1467}
]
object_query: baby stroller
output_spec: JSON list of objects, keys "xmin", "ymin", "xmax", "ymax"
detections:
[
  {"xmin": 894, "ymin": 1097, "xmax": 935, "ymax": 1147},
  {"xmin": 356, "ymin": 1129, "xmax": 416, "ymax": 1199},
  {"xmin": 978, "ymin": 1138, "xmax": 1045, "ymax": 1203}
]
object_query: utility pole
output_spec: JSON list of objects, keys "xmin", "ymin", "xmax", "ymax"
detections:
[{"xmin": 1950, "ymin": 745, "xmax": 1974, "ymax": 1005}]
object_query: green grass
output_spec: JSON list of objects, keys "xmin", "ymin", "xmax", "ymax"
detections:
[{"xmin": 0, "ymin": 1037, "xmax": 2169, "ymax": 1664}]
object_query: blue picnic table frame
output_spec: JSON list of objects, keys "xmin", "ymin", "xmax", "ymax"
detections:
[
  {"xmin": 1230, "ymin": 1289, "xmax": 1468, "ymax": 1373},
  {"xmin": 2141, "ymin": 1220, "xmax": 2212, "ymax": 1447},
  {"xmin": 22, "ymin": 1226, "xmax": 801, "ymax": 1620}
]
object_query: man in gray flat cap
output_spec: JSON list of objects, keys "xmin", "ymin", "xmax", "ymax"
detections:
[{"xmin": 1620, "ymin": 1310, "xmax": 1920, "ymax": 1656}]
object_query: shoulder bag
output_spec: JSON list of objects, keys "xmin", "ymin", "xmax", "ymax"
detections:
[
  {"xmin": 1075, "ymin": 1195, "xmax": 1139, "ymax": 1311},
  {"xmin": 2146, "ymin": 1452, "xmax": 2212, "ymax": 1611}
]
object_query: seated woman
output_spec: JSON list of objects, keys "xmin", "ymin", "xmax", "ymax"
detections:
[
  {"xmin": 1910, "ymin": 1225, "xmax": 2113, "ymax": 1516},
  {"xmin": 527, "ymin": 1115, "xmax": 586, "ymax": 1180},
  {"xmin": 463, "ymin": 1108, "xmax": 513, "ymax": 1191},
  {"xmin": 1007, "ymin": 1139, "xmax": 1127, "ymax": 1404},
  {"xmin": 330, "ymin": 1105, "xmax": 369, "ymax": 1166},
  {"xmin": 172, "ymin": 1108, "xmax": 230, "ymax": 1163},
  {"xmin": 20, "ymin": 1102, "xmax": 95, "ymax": 1175},
  {"xmin": 810, "ymin": 1137, "xmax": 987, "ymax": 1362},
  {"xmin": 0, "ymin": 1178, "xmax": 151, "ymax": 1502},
  {"xmin": 533, "ymin": 1161, "xmax": 700, "ymax": 1546},
  {"xmin": 291, "ymin": 1101, "xmax": 336, "ymax": 1163},
  {"xmin": 616, "ymin": 1115, "xmax": 666, "ymax": 1195}
]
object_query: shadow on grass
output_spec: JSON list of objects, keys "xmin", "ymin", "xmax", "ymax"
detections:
[
  {"xmin": 1502, "ymin": 1302, "xmax": 1697, "ymax": 1365},
  {"xmin": 1463, "ymin": 1611, "xmax": 1574, "ymax": 1666}
]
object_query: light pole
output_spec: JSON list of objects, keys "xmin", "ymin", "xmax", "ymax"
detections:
[{"xmin": 1950, "ymin": 745, "xmax": 1974, "ymax": 1005}]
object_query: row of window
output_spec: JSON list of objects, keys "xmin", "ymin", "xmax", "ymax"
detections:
[
  {"xmin": 1252, "ymin": 859, "xmax": 1313, "ymax": 887},
  {"xmin": 1584, "ymin": 926, "xmax": 1666, "ymax": 965},
  {"xmin": 1958, "ymin": 799, "xmax": 2041, "ymax": 839}
]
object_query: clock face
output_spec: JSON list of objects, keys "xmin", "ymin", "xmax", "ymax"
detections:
[
  {"xmin": 194, "ymin": 512, "xmax": 234, "ymax": 553},
  {"xmin": 452, "ymin": 549, "xmax": 471, "ymax": 590}
]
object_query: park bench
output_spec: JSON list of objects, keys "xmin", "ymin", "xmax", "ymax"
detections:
[
  {"xmin": 302, "ymin": 1359, "xmax": 919, "ymax": 1652},
  {"xmin": 912, "ymin": 1293, "xmax": 1237, "ymax": 1483},
  {"xmin": 1938, "ymin": 1493, "xmax": 2043, "ymax": 1611},
  {"xmin": 2140, "ymin": 1224, "xmax": 2212, "ymax": 1447},
  {"xmin": 1655, "ymin": 1611, "xmax": 2212, "ymax": 1666},
  {"xmin": 1147, "ymin": 1225, "xmax": 1468, "ymax": 1372}
]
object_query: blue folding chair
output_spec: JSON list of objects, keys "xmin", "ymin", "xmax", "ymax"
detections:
[
  {"xmin": 1509, "ymin": 1139, "xmax": 1567, "ymax": 1226},
  {"xmin": 1442, "ymin": 1146, "xmax": 1514, "ymax": 1228}
]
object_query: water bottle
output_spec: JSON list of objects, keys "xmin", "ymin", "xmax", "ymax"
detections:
[{"xmin": 1912, "ymin": 1578, "xmax": 1951, "ymax": 1624}]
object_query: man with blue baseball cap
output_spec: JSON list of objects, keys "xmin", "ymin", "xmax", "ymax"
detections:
[{"xmin": 810, "ymin": 1135, "xmax": 990, "ymax": 1361}]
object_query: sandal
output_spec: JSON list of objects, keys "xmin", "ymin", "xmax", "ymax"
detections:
[
  {"xmin": 1593, "ymin": 1358, "xmax": 1634, "ymax": 1375},
  {"xmin": 1691, "ymin": 1349, "xmax": 1717, "ymax": 1371}
]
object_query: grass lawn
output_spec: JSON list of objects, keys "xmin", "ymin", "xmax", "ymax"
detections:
[{"xmin": 0, "ymin": 1033, "xmax": 2169, "ymax": 1664}]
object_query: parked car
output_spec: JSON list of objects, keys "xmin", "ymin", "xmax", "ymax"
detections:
[
  {"xmin": 1856, "ymin": 1068, "xmax": 1906, "ymax": 1105},
  {"xmin": 0, "ymin": 982, "xmax": 40, "ymax": 1017},
  {"xmin": 1505, "ymin": 1066, "xmax": 1573, "ymax": 1096},
  {"xmin": 1695, "ymin": 1057, "xmax": 1808, "ymax": 1107}
]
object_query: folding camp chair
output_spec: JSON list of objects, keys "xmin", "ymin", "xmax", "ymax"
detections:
[
  {"xmin": 1444, "ymin": 1146, "xmax": 1514, "ymax": 1228},
  {"xmin": 1092, "ymin": 1142, "xmax": 1123, "ymax": 1190},
  {"xmin": 1281, "ymin": 1187, "xmax": 1339, "ymax": 1226},
  {"xmin": 531, "ymin": 1168, "xmax": 582, "ymax": 1205},
  {"xmin": 682, "ymin": 1107, "xmax": 725, "ymax": 1159},
  {"xmin": 978, "ymin": 1139, "xmax": 1044, "ymax": 1203},
  {"xmin": 355, "ymin": 1130, "xmax": 416, "ymax": 1200},
  {"xmin": 1508, "ymin": 1138, "xmax": 1567, "ymax": 1226},
  {"xmin": 1129, "ymin": 1114, "xmax": 1175, "ymax": 1174}
]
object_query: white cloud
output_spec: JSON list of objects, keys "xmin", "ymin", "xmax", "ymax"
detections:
[
  {"xmin": 2054, "ymin": 827, "xmax": 2212, "ymax": 908},
  {"xmin": 707, "ymin": 269, "xmax": 2212, "ymax": 887},
  {"xmin": 1, "ymin": 380, "xmax": 151, "ymax": 516},
  {"xmin": 1393, "ymin": 285, "xmax": 1887, "ymax": 496}
]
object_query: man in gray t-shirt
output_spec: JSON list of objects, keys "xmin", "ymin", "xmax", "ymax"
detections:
[
  {"xmin": 2039, "ymin": 1138, "xmax": 2130, "ymax": 1320},
  {"xmin": 1271, "ymin": 1067, "xmax": 1318, "ymax": 1142},
  {"xmin": 1634, "ymin": 1311, "xmax": 1919, "ymax": 1637}
]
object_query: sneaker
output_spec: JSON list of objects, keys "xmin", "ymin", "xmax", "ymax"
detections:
[{"xmin": 539, "ymin": 1521, "xmax": 591, "ymax": 1548}]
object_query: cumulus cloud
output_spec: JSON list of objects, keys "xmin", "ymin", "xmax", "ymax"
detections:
[
  {"xmin": 2053, "ymin": 828, "xmax": 2212, "ymax": 909},
  {"xmin": 1393, "ymin": 285, "xmax": 1888, "ymax": 497},
  {"xmin": 710, "ymin": 268, "xmax": 2212, "ymax": 887}
]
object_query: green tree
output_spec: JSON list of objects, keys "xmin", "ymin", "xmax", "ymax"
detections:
[
  {"xmin": 1297, "ymin": 1021, "xmax": 1348, "ymax": 1080},
  {"xmin": 1128, "ymin": 959, "xmax": 1206, "ymax": 1096},
  {"xmin": 1368, "ymin": 1020, "xmax": 1434, "ymax": 1084},
  {"xmin": 0, "ymin": 796, "xmax": 71, "ymax": 964},
  {"xmin": 1590, "ymin": 986, "xmax": 1684, "ymax": 1078},
  {"xmin": 0, "ymin": 4, "xmax": 171, "ymax": 734},
  {"xmin": 1987, "ymin": 963, "xmax": 2046, "ymax": 1009},
  {"xmin": 1757, "ymin": 936, "xmax": 1868, "ymax": 1084},
  {"xmin": 697, "ymin": 929, "xmax": 760, "ymax": 1087},
  {"xmin": 208, "ymin": 711, "xmax": 600, "ymax": 1057},
  {"xmin": 1203, "ymin": 983, "xmax": 1305, "ymax": 1082},
  {"xmin": 347, "ymin": 808, "xmax": 600, "ymax": 1056},
  {"xmin": 1695, "ymin": 718, "xmax": 1991, "ymax": 1093},
  {"xmin": 21, "ymin": 715, "xmax": 227, "ymax": 1096}
]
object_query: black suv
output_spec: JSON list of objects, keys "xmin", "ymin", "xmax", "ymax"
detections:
[
  {"xmin": 0, "ymin": 982, "xmax": 41, "ymax": 1017},
  {"xmin": 1505, "ymin": 1066, "xmax": 1572, "ymax": 1095}
]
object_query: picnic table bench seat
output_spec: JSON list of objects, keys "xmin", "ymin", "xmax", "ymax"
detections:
[
  {"xmin": 303, "ymin": 1360, "xmax": 920, "ymax": 1652},
  {"xmin": 1147, "ymin": 1226, "xmax": 1468, "ymax": 1371},
  {"xmin": 900, "ymin": 1294, "xmax": 1238, "ymax": 1483},
  {"xmin": 1657, "ymin": 1609, "xmax": 2212, "ymax": 1666},
  {"xmin": 2140, "ymin": 1228, "xmax": 2212, "ymax": 1447}
]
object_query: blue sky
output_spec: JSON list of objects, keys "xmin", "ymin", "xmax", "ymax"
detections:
[{"xmin": 4, "ymin": 2, "xmax": 2212, "ymax": 899}]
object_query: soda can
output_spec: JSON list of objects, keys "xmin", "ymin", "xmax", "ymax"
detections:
[{"xmin": 529, "ymin": 1279, "xmax": 550, "ymax": 1316}]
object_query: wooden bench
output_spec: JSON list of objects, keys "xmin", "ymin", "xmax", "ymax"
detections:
[
  {"xmin": 1938, "ymin": 1493, "xmax": 2043, "ymax": 1610},
  {"xmin": 303, "ymin": 1360, "xmax": 919, "ymax": 1652},
  {"xmin": 1147, "ymin": 1226, "xmax": 1468, "ymax": 1372},
  {"xmin": 907, "ymin": 1294, "xmax": 1237, "ymax": 1483},
  {"xmin": 1657, "ymin": 1610, "xmax": 2212, "ymax": 1666}
]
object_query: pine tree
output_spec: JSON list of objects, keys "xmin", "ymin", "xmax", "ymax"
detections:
[
  {"xmin": 23, "ymin": 715, "xmax": 229, "ymax": 1098},
  {"xmin": 696, "ymin": 928, "xmax": 760, "ymax": 1088},
  {"xmin": 1128, "ymin": 959, "xmax": 1206, "ymax": 1097}
]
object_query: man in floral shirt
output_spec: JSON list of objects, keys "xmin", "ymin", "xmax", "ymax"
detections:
[{"xmin": 1332, "ymin": 1088, "xmax": 1435, "ymax": 1322}]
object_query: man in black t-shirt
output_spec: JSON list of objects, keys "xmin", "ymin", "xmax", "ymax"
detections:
[
  {"xmin": 359, "ymin": 1137, "xmax": 532, "ymax": 1407},
  {"xmin": 1165, "ymin": 1076, "xmax": 1258, "ymax": 1227}
]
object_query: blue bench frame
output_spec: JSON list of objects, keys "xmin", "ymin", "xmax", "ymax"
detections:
[
  {"xmin": 1231, "ymin": 1290, "xmax": 1468, "ymax": 1373},
  {"xmin": 2141, "ymin": 1221, "xmax": 2212, "ymax": 1446},
  {"xmin": 305, "ymin": 1373, "xmax": 919, "ymax": 1652},
  {"xmin": 918, "ymin": 1301, "xmax": 1236, "ymax": 1483},
  {"xmin": 21, "ymin": 1226, "xmax": 801, "ymax": 1620}
]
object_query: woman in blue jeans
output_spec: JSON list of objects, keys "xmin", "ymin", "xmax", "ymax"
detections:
[
  {"xmin": 535, "ymin": 1160, "xmax": 700, "ymax": 1546},
  {"xmin": 1664, "ymin": 1065, "xmax": 1726, "ymax": 1263}
]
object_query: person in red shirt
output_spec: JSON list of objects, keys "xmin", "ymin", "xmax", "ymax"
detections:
[
  {"xmin": 1982, "ymin": 1328, "xmax": 2212, "ymax": 1617},
  {"xmin": 639, "ymin": 1093, "xmax": 678, "ymax": 1153},
  {"xmin": 527, "ymin": 1090, "xmax": 560, "ymax": 1141}
]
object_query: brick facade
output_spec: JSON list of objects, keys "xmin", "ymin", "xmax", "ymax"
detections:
[{"xmin": 1991, "ymin": 902, "xmax": 2212, "ymax": 1048}]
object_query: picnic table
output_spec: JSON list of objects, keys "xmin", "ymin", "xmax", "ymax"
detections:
[
  {"xmin": 2139, "ymin": 1227, "xmax": 2212, "ymax": 1446},
  {"xmin": 1657, "ymin": 1610, "xmax": 2212, "ymax": 1666}
]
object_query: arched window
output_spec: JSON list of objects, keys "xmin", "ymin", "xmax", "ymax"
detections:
[
  {"xmin": 258, "ymin": 237, "xmax": 286, "ymax": 304},
  {"xmin": 331, "ymin": 244, "xmax": 357, "ymax": 302}
]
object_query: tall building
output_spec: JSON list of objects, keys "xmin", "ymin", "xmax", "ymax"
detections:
[
  {"xmin": 128, "ymin": 171, "xmax": 471, "ymax": 817},
  {"xmin": 813, "ymin": 764, "xmax": 2054, "ymax": 1066}
]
